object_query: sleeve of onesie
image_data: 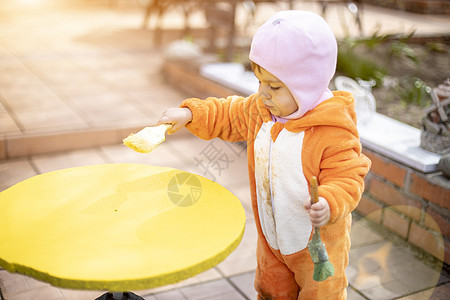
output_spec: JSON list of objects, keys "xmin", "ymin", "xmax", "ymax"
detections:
[
  {"xmin": 180, "ymin": 95, "xmax": 254, "ymax": 142},
  {"xmin": 316, "ymin": 127, "xmax": 371, "ymax": 224}
]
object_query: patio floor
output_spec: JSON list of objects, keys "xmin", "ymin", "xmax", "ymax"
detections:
[{"xmin": 0, "ymin": 1, "xmax": 449, "ymax": 299}]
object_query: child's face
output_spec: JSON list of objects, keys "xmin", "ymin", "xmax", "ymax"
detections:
[{"xmin": 253, "ymin": 65, "xmax": 298, "ymax": 117}]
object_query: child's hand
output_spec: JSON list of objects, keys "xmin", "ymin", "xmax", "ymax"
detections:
[
  {"xmin": 158, "ymin": 107, "xmax": 193, "ymax": 135},
  {"xmin": 304, "ymin": 196, "xmax": 330, "ymax": 228}
]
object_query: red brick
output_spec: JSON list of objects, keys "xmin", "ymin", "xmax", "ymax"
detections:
[
  {"xmin": 430, "ymin": 282, "xmax": 450, "ymax": 300},
  {"xmin": 409, "ymin": 173, "xmax": 450, "ymax": 210},
  {"xmin": 409, "ymin": 222, "xmax": 445, "ymax": 261},
  {"xmin": 392, "ymin": 204, "xmax": 422, "ymax": 222},
  {"xmin": 383, "ymin": 208, "xmax": 410, "ymax": 239},
  {"xmin": 363, "ymin": 149, "xmax": 406, "ymax": 187},
  {"xmin": 445, "ymin": 240, "xmax": 450, "ymax": 265},
  {"xmin": 355, "ymin": 195, "xmax": 383, "ymax": 223},
  {"xmin": 425, "ymin": 206, "xmax": 450, "ymax": 239},
  {"xmin": 369, "ymin": 177, "xmax": 422, "ymax": 220}
]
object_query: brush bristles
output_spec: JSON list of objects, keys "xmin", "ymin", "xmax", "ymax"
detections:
[
  {"xmin": 123, "ymin": 134, "xmax": 158, "ymax": 153},
  {"xmin": 123, "ymin": 124, "xmax": 170, "ymax": 153},
  {"xmin": 313, "ymin": 261, "xmax": 335, "ymax": 281}
]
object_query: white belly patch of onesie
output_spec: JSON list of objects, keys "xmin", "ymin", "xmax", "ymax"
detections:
[{"xmin": 254, "ymin": 122, "xmax": 312, "ymax": 255}]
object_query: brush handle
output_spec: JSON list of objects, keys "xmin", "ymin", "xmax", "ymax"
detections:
[
  {"xmin": 160, "ymin": 123, "xmax": 173, "ymax": 134},
  {"xmin": 162, "ymin": 123, "xmax": 173, "ymax": 130},
  {"xmin": 310, "ymin": 176, "xmax": 319, "ymax": 205},
  {"xmin": 310, "ymin": 176, "xmax": 320, "ymax": 233}
]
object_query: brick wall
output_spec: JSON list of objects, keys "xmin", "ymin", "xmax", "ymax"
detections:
[{"xmin": 359, "ymin": 148, "xmax": 450, "ymax": 264}]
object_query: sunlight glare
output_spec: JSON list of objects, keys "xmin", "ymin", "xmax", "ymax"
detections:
[{"xmin": 19, "ymin": 0, "xmax": 44, "ymax": 5}]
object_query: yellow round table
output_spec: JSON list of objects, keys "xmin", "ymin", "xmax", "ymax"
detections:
[{"xmin": 0, "ymin": 164, "xmax": 245, "ymax": 295}]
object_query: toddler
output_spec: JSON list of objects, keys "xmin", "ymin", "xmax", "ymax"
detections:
[{"xmin": 158, "ymin": 10, "xmax": 371, "ymax": 299}]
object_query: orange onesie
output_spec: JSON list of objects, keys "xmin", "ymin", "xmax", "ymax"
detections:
[{"xmin": 181, "ymin": 91, "xmax": 371, "ymax": 299}]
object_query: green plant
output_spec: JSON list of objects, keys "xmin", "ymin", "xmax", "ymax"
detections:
[
  {"xmin": 426, "ymin": 42, "xmax": 448, "ymax": 54},
  {"xmin": 389, "ymin": 41, "xmax": 419, "ymax": 65},
  {"xmin": 337, "ymin": 40, "xmax": 387, "ymax": 83},
  {"xmin": 346, "ymin": 29, "xmax": 414, "ymax": 49},
  {"xmin": 394, "ymin": 77, "xmax": 432, "ymax": 107},
  {"xmin": 354, "ymin": 30, "xmax": 395, "ymax": 49},
  {"xmin": 337, "ymin": 29, "xmax": 424, "ymax": 94}
]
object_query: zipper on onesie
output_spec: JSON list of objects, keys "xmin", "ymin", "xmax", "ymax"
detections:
[{"xmin": 268, "ymin": 138, "xmax": 275, "ymax": 217}]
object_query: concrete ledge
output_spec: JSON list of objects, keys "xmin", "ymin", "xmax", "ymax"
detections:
[
  {"xmin": 358, "ymin": 113, "xmax": 441, "ymax": 173},
  {"xmin": 1, "ymin": 126, "xmax": 190, "ymax": 159},
  {"xmin": 163, "ymin": 59, "xmax": 239, "ymax": 99},
  {"xmin": 3, "ymin": 127, "xmax": 132, "ymax": 159},
  {"xmin": 0, "ymin": 138, "xmax": 5, "ymax": 160},
  {"xmin": 186, "ymin": 61, "xmax": 442, "ymax": 173}
]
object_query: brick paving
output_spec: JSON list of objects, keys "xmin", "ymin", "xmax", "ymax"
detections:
[{"xmin": 1, "ymin": 1, "xmax": 449, "ymax": 299}]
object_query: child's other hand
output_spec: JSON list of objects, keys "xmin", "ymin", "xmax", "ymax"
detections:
[
  {"xmin": 158, "ymin": 107, "xmax": 193, "ymax": 135},
  {"xmin": 304, "ymin": 197, "xmax": 330, "ymax": 228}
]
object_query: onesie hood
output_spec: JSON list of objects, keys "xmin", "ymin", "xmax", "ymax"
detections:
[{"xmin": 249, "ymin": 10, "xmax": 337, "ymax": 119}]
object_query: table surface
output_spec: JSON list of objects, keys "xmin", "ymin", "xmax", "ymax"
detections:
[{"xmin": 0, "ymin": 164, "xmax": 246, "ymax": 291}]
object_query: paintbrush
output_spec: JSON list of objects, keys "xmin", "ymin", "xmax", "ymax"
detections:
[
  {"xmin": 307, "ymin": 176, "xmax": 335, "ymax": 281},
  {"xmin": 123, "ymin": 124, "xmax": 173, "ymax": 153}
]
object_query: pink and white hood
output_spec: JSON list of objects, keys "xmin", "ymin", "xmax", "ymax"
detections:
[{"xmin": 249, "ymin": 10, "xmax": 338, "ymax": 119}]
